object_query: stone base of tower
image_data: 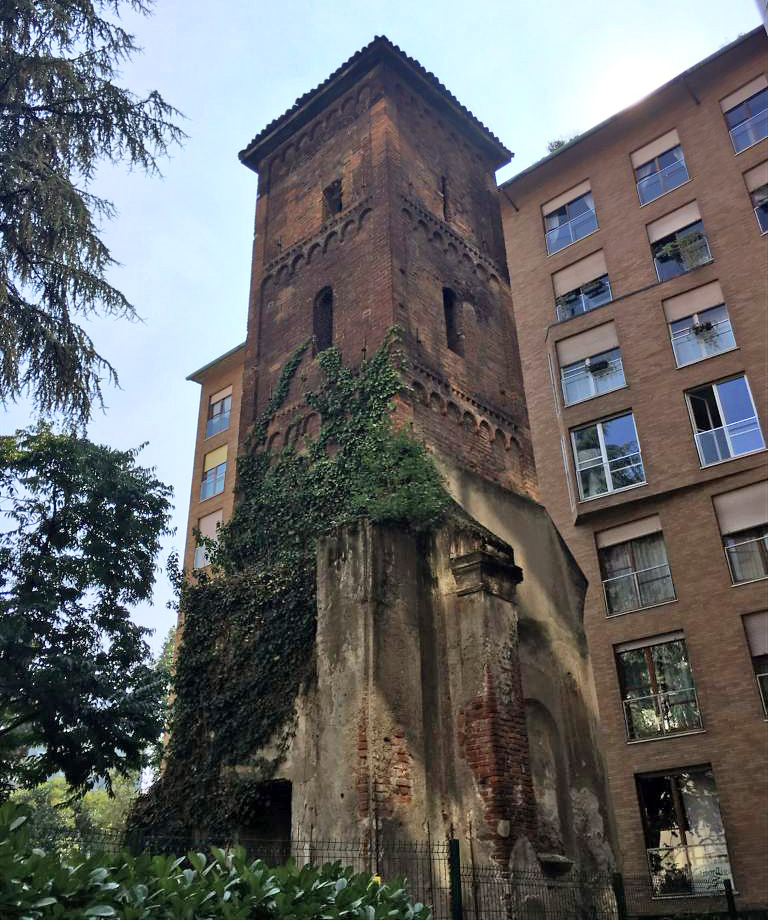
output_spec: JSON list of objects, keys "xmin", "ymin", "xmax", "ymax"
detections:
[{"xmin": 238, "ymin": 459, "xmax": 614, "ymax": 874}]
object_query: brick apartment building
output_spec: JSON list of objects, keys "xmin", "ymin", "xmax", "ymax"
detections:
[
  {"xmin": 500, "ymin": 28, "xmax": 768, "ymax": 908},
  {"xmin": 180, "ymin": 27, "xmax": 768, "ymax": 909}
]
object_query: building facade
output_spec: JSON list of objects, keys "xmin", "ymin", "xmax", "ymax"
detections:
[
  {"xmin": 179, "ymin": 27, "xmax": 768, "ymax": 911},
  {"xmin": 175, "ymin": 36, "xmax": 616, "ymax": 877},
  {"xmin": 183, "ymin": 342, "xmax": 244, "ymax": 575},
  {"xmin": 500, "ymin": 28, "xmax": 767, "ymax": 909}
]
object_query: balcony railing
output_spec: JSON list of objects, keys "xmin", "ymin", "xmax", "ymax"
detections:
[
  {"xmin": 646, "ymin": 842, "xmax": 732, "ymax": 898},
  {"xmin": 205, "ymin": 410, "xmax": 230, "ymax": 439},
  {"xmin": 694, "ymin": 414, "xmax": 764, "ymax": 466},
  {"xmin": 623, "ymin": 687, "xmax": 702, "ymax": 741},
  {"xmin": 671, "ymin": 318, "xmax": 735, "ymax": 366},
  {"xmin": 637, "ymin": 159, "xmax": 689, "ymax": 205},
  {"xmin": 545, "ymin": 208, "xmax": 598, "ymax": 254},
  {"xmin": 603, "ymin": 562, "xmax": 675, "ymax": 615},
  {"xmin": 756, "ymin": 203, "xmax": 768, "ymax": 234},
  {"xmin": 654, "ymin": 233, "xmax": 713, "ymax": 282},
  {"xmin": 724, "ymin": 533, "xmax": 768, "ymax": 584},
  {"xmin": 200, "ymin": 466, "xmax": 226, "ymax": 501},
  {"xmin": 555, "ymin": 278, "xmax": 613, "ymax": 321},
  {"xmin": 729, "ymin": 109, "xmax": 768, "ymax": 153},
  {"xmin": 562, "ymin": 355, "xmax": 625, "ymax": 405}
]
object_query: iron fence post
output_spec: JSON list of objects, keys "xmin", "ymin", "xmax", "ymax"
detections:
[
  {"xmin": 611, "ymin": 872, "xmax": 628, "ymax": 920},
  {"xmin": 448, "ymin": 838, "xmax": 464, "ymax": 920},
  {"xmin": 724, "ymin": 878, "xmax": 738, "ymax": 919}
]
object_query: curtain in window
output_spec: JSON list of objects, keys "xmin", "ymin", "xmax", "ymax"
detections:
[
  {"xmin": 634, "ymin": 533, "xmax": 674, "ymax": 606},
  {"xmin": 601, "ymin": 541, "xmax": 638, "ymax": 614},
  {"xmin": 725, "ymin": 526, "xmax": 768, "ymax": 583}
]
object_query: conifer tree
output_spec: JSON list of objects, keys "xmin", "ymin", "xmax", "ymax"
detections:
[{"xmin": 0, "ymin": 0, "xmax": 183, "ymax": 424}]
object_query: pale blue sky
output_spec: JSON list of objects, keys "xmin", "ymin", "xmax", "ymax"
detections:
[{"xmin": 3, "ymin": 0, "xmax": 762, "ymax": 652}]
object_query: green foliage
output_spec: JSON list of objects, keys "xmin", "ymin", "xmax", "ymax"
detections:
[
  {"xmin": 0, "ymin": 801, "xmax": 431, "ymax": 919},
  {"xmin": 134, "ymin": 338, "xmax": 447, "ymax": 831},
  {"xmin": 11, "ymin": 774, "xmax": 140, "ymax": 843},
  {"xmin": 0, "ymin": 0, "xmax": 184, "ymax": 424},
  {"xmin": 0, "ymin": 424, "xmax": 173, "ymax": 796}
]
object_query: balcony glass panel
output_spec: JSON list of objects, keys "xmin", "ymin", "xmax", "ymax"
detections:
[
  {"xmin": 670, "ymin": 304, "xmax": 736, "ymax": 367},
  {"xmin": 545, "ymin": 191, "xmax": 598, "ymax": 254},
  {"xmin": 652, "ymin": 221, "xmax": 712, "ymax": 281},
  {"xmin": 200, "ymin": 462, "xmax": 226, "ymax": 500},
  {"xmin": 561, "ymin": 348, "xmax": 625, "ymax": 405},
  {"xmin": 752, "ymin": 184, "xmax": 768, "ymax": 233},
  {"xmin": 624, "ymin": 689, "xmax": 702, "ymax": 740},
  {"xmin": 636, "ymin": 148, "xmax": 689, "ymax": 205},
  {"xmin": 601, "ymin": 531, "xmax": 674, "ymax": 615},
  {"xmin": 205, "ymin": 409, "xmax": 230, "ymax": 438},
  {"xmin": 688, "ymin": 376, "xmax": 764, "ymax": 466},
  {"xmin": 729, "ymin": 109, "xmax": 768, "ymax": 153},
  {"xmin": 604, "ymin": 564, "xmax": 675, "ymax": 615},
  {"xmin": 555, "ymin": 275, "xmax": 612, "ymax": 321},
  {"xmin": 725, "ymin": 88, "xmax": 768, "ymax": 153},
  {"xmin": 724, "ymin": 525, "xmax": 768, "ymax": 584},
  {"xmin": 647, "ymin": 843, "xmax": 732, "ymax": 897}
]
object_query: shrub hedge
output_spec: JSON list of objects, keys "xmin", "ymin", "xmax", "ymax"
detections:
[{"xmin": 0, "ymin": 803, "xmax": 431, "ymax": 919}]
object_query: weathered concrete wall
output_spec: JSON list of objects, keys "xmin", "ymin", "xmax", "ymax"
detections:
[
  {"xmin": 268, "ymin": 495, "xmax": 614, "ymax": 874},
  {"xmin": 437, "ymin": 455, "xmax": 616, "ymax": 873}
]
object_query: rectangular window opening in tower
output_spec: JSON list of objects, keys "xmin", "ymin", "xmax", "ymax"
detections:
[
  {"xmin": 443, "ymin": 287, "xmax": 464, "ymax": 356},
  {"xmin": 323, "ymin": 179, "xmax": 343, "ymax": 221}
]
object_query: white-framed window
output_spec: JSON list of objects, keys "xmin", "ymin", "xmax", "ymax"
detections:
[
  {"xmin": 193, "ymin": 508, "xmax": 223, "ymax": 569},
  {"xmin": 635, "ymin": 145, "xmax": 689, "ymax": 206},
  {"xmin": 615, "ymin": 632, "xmax": 700, "ymax": 741},
  {"xmin": 200, "ymin": 445, "xmax": 227, "ymax": 501},
  {"xmin": 686, "ymin": 375, "xmax": 764, "ymax": 467},
  {"xmin": 743, "ymin": 612, "xmax": 768, "ymax": 716},
  {"xmin": 724, "ymin": 85, "xmax": 768, "ymax": 153},
  {"xmin": 713, "ymin": 481, "xmax": 768, "ymax": 586},
  {"xmin": 597, "ymin": 517, "xmax": 675, "ymax": 616},
  {"xmin": 543, "ymin": 184, "xmax": 598, "ymax": 255},
  {"xmin": 571, "ymin": 412, "xmax": 645, "ymax": 500},
  {"xmin": 205, "ymin": 388, "xmax": 232, "ymax": 438},
  {"xmin": 669, "ymin": 304, "xmax": 736, "ymax": 367},
  {"xmin": 561, "ymin": 348, "xmax": 625, "ymax": 406}
]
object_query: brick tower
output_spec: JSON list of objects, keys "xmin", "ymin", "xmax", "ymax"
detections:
[
  {"xmin": 238, "ymin": 37, "xmax": 535, "ymax": 498},
  {"xmin": 206, "ymin": 38, "xmax": 614, "ymax": 873}
]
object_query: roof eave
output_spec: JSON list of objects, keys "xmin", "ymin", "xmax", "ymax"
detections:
[
  {"xmin": 239, "ymin": 36, "xmax": 512, "ymax": 173},
  {"xmin": 186, "ymin": 342, "xmax": 246, "ymax": 383}
]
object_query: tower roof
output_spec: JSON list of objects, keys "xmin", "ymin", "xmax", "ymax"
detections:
[{"xmin": 239, "ymin": 35, "xmax": 513, "ymax": 171}]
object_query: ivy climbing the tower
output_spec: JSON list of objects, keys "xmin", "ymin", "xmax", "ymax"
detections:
[{"xmin": 130, "ymin": 334, "xmax": 448, "ymax": 833}]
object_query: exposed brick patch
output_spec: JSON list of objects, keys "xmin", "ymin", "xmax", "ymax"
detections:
[
  {"xmin": 458, "ymin": 661, "xmax": 538, "ymax": 863},
  {"xmin": 356, "ymin": 694, "xmax": 413, "ymax": 823}
]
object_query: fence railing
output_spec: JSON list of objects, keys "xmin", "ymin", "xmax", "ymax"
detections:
[
  {"xmin": 637, "ymin": 159, "xmax": 689, "ymax": 205},
  {"xmin": 25, "ymin": 827, "xmax": 752, "ymax": 919},
  {"xmin": 729, "ymin": 109, "xmax": 768, "ymax": 153}
]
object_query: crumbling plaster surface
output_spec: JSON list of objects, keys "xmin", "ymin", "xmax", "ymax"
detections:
[{"xmin": 260, "ymin": 477, "xmax": 613, "ymax": 872}]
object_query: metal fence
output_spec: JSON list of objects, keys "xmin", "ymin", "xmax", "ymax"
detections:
[{"xmin": 31, "ymin": 828, "xmax": 757, "ymax": 919}]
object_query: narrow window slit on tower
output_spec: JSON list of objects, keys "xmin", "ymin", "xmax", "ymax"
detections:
[
  {"xmin": 443, "ymin": 287, "xmax": 463, "ymax": 356},
  {"xmin": 440, "ymin": 176, "xmax": 450, "ymax": 221},
  {"xmin": 313, "ymin": 287, "xmax": 333, "ymax": 352},
  {"xmin": 323, "ymin": 179, "xmax": 343, "ymax": 220}
]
